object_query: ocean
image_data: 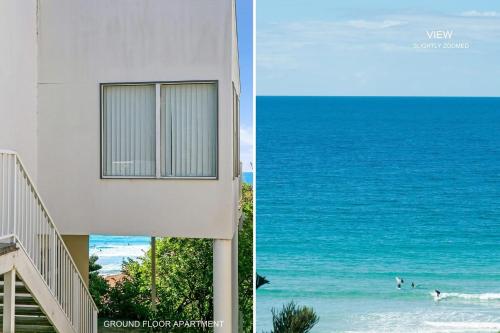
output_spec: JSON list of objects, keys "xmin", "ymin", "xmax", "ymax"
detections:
[
  {"xmin": 256, "ymin": 97, "xmax": 500, "ymax": 333},
  {"xmin": 90, "ymin": 172, "xmax": 253, "ymax": 275}
]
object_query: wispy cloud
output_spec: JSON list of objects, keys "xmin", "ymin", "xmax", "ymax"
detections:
[
  {"xmin": 257, "ymin": 8, "xmax": 500, "ymax": 96},
  {"xmin": 347, "ymin": 19, "xmax": 406, "ymax": 29},
  {"xmin": 460, "ymin": 10, "xmax": 498, "ymax": 17},
  {"xmin": 240, "ymin": 125, "xmax": 254, "ymax": 172},
  {"xmin": 258, "ymin": 12, "xmax": 500, "ymax": 64}
]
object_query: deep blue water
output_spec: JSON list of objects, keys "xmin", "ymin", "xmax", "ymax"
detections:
[{"xmin": 256, "ymin": 97, "xmax": 500, "ymax": 332}]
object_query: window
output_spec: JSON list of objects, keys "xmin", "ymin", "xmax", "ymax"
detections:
[
  {"xmin": 233, "ymin": 85, "xmax": 240, "ymax": 178},
  {"xmin": 102, "ymin": 85, "xmax": 156, "ymax": 177},
  {"xmin": 102, "ymin": 82, "xmax": 218, "ymax": 178},
  {"xmin": 161, "ymin": 83, "xmax": 217, "ymax": 177}
]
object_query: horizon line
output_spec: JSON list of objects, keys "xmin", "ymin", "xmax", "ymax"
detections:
[{"xmin": 256, "ymin": 95, "xmax": 500, "ymax": 98}]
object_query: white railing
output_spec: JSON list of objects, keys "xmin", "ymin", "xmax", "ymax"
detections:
[{"xmin": 0, "ymin": 150, "xmax": 98, "ymax": 333}]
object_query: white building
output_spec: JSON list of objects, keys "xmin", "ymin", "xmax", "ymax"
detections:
[{"xmin": 0, "ymin": 0, "xmax": 242, "ymax": 332}]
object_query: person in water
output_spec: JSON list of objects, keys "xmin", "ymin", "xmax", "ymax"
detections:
[
  {"xmin": 435, "ymin": 289, "xmax": 441, "ymax": 299},
  {"xmin": 395, "ymin": 277, "xmax": 404, "ymax": 289},
  {"xmin": 411, "ymin": 282, "xmax": 415, "ymax": 288}
]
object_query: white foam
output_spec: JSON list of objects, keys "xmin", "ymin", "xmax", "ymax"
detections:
[
  {"xmin": 89, "ymin": 244, "xmax": 149, "ymax": 258},
  {"xmin": 425, "ymin": 321, "xmax": 500, "ymax": 330},
  {"xmin": 99, "ymin": 263, "xmax": 123, "ymax": 276},
  {"xmin": 431, "ymin": 292, "xmax": 500, "ymax": 301},
  {"xmin": 342, "ymin": 308, "xmax": 500, "ymax": 333}
]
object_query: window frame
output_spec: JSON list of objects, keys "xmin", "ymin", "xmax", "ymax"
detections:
[
  {"xmin": 232, "ymin": 83, "xmax": 241, "ymax": 179},
  {"xmin": 100, "ymin": 80, "xmax": 219, "ymax": 180}
]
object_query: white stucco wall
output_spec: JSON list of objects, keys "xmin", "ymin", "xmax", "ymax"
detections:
[
  {"xmin": 231, "ymin": 0, "xmax": 242, "ymax": 227},
  {"xmin": 232, "ymin": 0, "xmax": 241, "ymax": 94},
  {"xmin": 0, "ymin": 0, "xmax": 38, "ymax": 181},
  {"xmin": 36, "ymin": 0, "xmax": 239, "ymax": 239}
]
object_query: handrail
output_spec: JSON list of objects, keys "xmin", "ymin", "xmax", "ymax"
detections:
[{"xmin": 0, "ymin": 150, "xmax": 97, "ymax": 333}]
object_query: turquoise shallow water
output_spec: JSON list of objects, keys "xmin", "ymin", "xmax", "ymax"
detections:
[{"xmin": 256, "ymin": 97, "xmax": 500, "ymax": 332}]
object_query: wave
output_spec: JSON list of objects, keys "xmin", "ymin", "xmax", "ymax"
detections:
[
  {"xmin": 89, "ymin": 244, "xmax": 149, "ymax": 258},
  {"xmin": 430, "ymin": 292, "xmax": 500, "ymax": 301},
  {"xmin": 99, "ymin": 263, "xmax": 123, "ymax": 276},
  {"xmin": 425, "ymin": 321, "xmax": 500, "ymax": 330}
]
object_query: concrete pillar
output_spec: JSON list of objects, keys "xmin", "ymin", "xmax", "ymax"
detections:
[
  {"xmin": 3, "ymin": 269, "xmax": 16, "ymax": 333},
  {"xmin": 232, "ymin": 230, "xmax": 239, "ymax": 333},
  {"xmin": 151, "ymin": 236, "xmax": 157, "ymax": 311},
  {"xmin": 62, "ymin": 235, "xmax": 89, "ymax": 286},
  {"xmin": 213, "ymin": 239, "xmax": 232, "ymax": 333}
]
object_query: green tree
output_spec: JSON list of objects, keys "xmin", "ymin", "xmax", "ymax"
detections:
[
  {"xmin": 102, "ymin": 259, "xmax": 152, "ymax": 320},
  {"xmin": 88, "ymin": 255, "xmax": 109, "ymax": 311},
  {"xmin": 239, "ymin": 183, "xmax": 254, "ymax": 332},
  {"xmin": 140, "ymin": 237, "xmax": 214, "ymax": 322},
  {"xmin": 269, "ymin": 302, "xmax": 319, "ymax": 333}
]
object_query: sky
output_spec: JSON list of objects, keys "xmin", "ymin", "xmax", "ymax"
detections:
[
  {"xmin": 237, "ymin": 0, "xmax": 254, "ymax": 172},
  {"xmin": 257, "ymin": 0, "xmax": 500, "ymax": 96}
]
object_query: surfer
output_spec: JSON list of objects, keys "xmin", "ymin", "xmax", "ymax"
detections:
[
  {"xmin": 435, "ymin": 289, "xmax": 441, "ymax": 299},
  {"xmin": 395, "ymin": 277, "xmax": 403, "ymax": 289},
  {"xmin": 411, "ymin": 282, "xmax": 415, "ymax": 288}
]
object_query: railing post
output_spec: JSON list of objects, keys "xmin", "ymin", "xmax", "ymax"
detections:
[
  {"xmin": 73, "ymin": 271, "xmax": 80, "ymax": 331},
  {"xmin": 12, "ymin": 156, "xmax": 17, "ymax": 236},
  {"xmin": 3, "ymin": 269, "xmax": 16, "ymax": 333},
  {"xmin": 93, "ymin": 309, "xmax": 98, "ymax": 333},
  {"xmin": 50, "ymin": 227, "xmax": 57, "ymax": 291}
]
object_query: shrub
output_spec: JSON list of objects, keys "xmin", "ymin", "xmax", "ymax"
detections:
[
  {"xmin": 270, "ymin": 301, "xmax": 319, "ymax": 333},
  {"xmin": 88, "ymin": 255, "xmax": 109, "ymax": 310}
]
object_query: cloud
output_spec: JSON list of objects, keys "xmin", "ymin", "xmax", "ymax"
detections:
[
  {"xmin": 461, "ymin": 10, "xmax": 498, "ymax": 17},
  {"xmin": 240, "ymin": 125, "xmax": 254, "ymax": 172},
  {"xmin": 257, "ymin": 7, "xmax": 500, "ymax": 96},
  {"xmin": 258, "ymin": 12, "xmax": 500, "ymax": 63},
  {"xmin": 240, "ymin": 125, "xmax": 253, "ymax": 147},
  {"xmin": 347, "ymin": 19, "xmax": 406, "ymax": 29}
]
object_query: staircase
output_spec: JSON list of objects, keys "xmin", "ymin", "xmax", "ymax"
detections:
[
  {"xmin": 0, "ymin": 150, "xmax": 98, "ymax": 333},
  {"xmin": 0, "ymin": 265, "xmax": 56, "ymax": 333}
]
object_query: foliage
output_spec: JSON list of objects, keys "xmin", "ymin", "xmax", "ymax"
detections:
[
  {"xmin": 89, "ymin": 255, "xmax": 109, "ymax": 310},
  {"xmin": 239, "ymin": 183, "xmax": 254, "ymax": 332},
  {"xmin": 90, "ymin": 183, "xmax": 254, "ymax": 332},
  {"xmin": 101, "ymin": 260, "xmax": 152, "ymax": 319},
  {"xmin": 146, "ymin": 237, "xmax": 214, "ymax": 322},
  {"xmin": 269, "ymin": 301, "xmax": 319, "ymax": 333}
]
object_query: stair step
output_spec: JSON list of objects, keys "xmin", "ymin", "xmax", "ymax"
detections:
[
  {"xmin": 0, "ymin": 304, "xmax": 46, "ymax": 316},
  {"xmin": 0, "ymin": 293, "xmax": 38, "ymax": 305},
  {"xmin": 11, "ymin": 324, "xmax": 56, "ymax": 333},
  {"xmin": 0, "ymin": 315, "xmax": 52, "ymax": 325},
  {"xmin": 15, "ymin": 315, "xmax": 52, "ymax": 326},
  {"xmin": 0, "ymin": 284, "xmax": 31, "ymax": 294},
  {"xmin": 0, "ymin": 243, "xmax": 17, "ymax": 256}
]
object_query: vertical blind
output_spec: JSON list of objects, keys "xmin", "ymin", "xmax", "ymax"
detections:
[
  {"xmin": 161, "ymin": 83, "xmax": 217, "ymax": 177},
  {"xmin": 102, "ymin": 82, "xmax": 217, "ymax": 178},
  {"xmin": 102, "ymin": 85, "xmax": 156, "ymax": 177}
]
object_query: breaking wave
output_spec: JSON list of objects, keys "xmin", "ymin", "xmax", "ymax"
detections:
[{"xmin": 431, "ymin": 292, "xmax": 500, "ymax": 301}]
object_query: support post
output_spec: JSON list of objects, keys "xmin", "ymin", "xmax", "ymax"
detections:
[
  {"xmin": 232, "ymin": 230, "xmax": 239, "ymax": 332},
  {"xmin": 3, "ymin": 269, "xmax": 16, "ymax": 333},
  {"xmin": 151, "ymin": 236, "xmax": 156, "ymax": 312},
  {"xmin": 213, "ymin": 239, "xmax": 232, "ymax": 333}
]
